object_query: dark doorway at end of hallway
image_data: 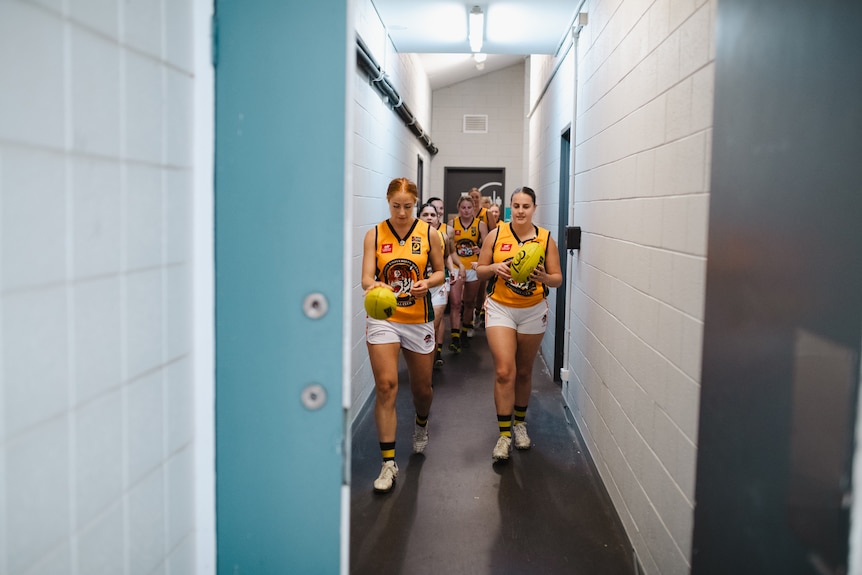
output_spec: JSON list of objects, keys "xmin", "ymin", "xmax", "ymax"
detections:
[{"xmin": 443, "ymin": 167, "xmax": 505, "ymax": 223}]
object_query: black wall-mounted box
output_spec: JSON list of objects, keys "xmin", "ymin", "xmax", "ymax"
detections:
[{"xmin": 566, "ymin": 226, "xmax": 581, "ymax": 250}]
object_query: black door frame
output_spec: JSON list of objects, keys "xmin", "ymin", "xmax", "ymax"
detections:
[{"xmin": 553, "ymin": 127, "xmax": 571, "ymax": 382}]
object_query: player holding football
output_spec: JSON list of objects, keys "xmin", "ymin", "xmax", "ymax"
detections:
[
  {"xmin": 362, "ymin": 178, "xmax": 445, "ymax": 492},
  {"xmin": 476, "ymin": 187, "xmax": 563, "ymax": 462}
]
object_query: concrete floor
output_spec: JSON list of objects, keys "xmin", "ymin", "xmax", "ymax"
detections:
[{"xmin": 350, "ymin": 325, "xmax": 636, "ymax": 575}]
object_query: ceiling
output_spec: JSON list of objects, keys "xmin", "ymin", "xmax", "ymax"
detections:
[{"xmin": 371, "ymin": 0, "xmax": 581, "ymax": 89}]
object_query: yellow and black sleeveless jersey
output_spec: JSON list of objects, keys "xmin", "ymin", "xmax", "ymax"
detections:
[
  {"xmin": 451, "ymin": 216, "xmax": 481, "ymax": 267},
  {"xmin": 426, "ymin": 227, "xmax": 446, "ymax": 277},
  {"xmin": 476, "ymin": 206, "xmax": 490, "ymax": 231},
  {"xmin": 487, "ymin": 222, "xmax": 551, "ymax": 308},
  {"xmin": 374, "ymin": 218, "xmax": 435, "ymax": 323}
]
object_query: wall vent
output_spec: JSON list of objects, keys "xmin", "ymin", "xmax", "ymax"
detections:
[{"xmin": 463, "ymin": 114, "xmax": 488, "ymax": 133}]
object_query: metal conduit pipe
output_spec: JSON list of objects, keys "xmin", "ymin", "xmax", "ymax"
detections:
[{"xmin": 356, "ymin": 36, "xmax": 439, "ymax": 155}]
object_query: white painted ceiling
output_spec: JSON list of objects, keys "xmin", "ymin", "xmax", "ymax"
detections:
[{"xmin": 372, "ymin": 0, "xmax": 581, "ymax": 89}]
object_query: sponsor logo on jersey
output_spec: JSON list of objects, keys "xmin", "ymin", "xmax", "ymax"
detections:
[
  {"xmin": 382, "ymin": 244, "xmax": 393, "ymax": 253},
  {"xmin": 501, "ymin": 243, "xmax": 513, "ymax": 251}
]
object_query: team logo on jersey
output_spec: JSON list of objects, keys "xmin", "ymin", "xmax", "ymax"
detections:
[
  {"xmin": 383, "ymin": 258, "xmax": 421, "ymax": 306},
  {"xmin": 501, "ymin": 243, "xmax": 513, "ymax": 252},
  {"xmin": 456, "ymin": 239, "xmax": 477, "ymax": 258},
  {"xmin": 382, "ymin": 244, "xmax": 393, "ymax": 253}
]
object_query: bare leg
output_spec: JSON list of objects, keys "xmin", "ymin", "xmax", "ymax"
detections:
[
  {"xmin": 433, "ymin": 304, "xmax": 446, "ymax": 345},
  {"xmin": 367, "ymin": 342, "xmax": 402, "ymax": 443},
  {"xmin": 403, "ymin": 347, "xmax": 435, "ymax": 417},
  {"xmin": 514, "ymin": 332, "xmax": 544, "ymax": 405},
  {"xmin": 448, "ymin": 275, "xmax": 464, "ymax": 332},
  {"xmin": 486, "ymin": 325, "xmax": 518, "ymax": 413},
  {"xmin": 461, "ymin": 279, "xmax": 480, "ymax": 329}
]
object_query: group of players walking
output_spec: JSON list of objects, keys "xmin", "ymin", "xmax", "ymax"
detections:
[{"xmin": 361, "ymin": 178, "xmax": 563, "ymax": 493}]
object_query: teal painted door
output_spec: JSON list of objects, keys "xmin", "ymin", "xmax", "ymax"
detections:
[{"xmin": 214, "ymin": 1, "xmax": 350, "ymax": 573}]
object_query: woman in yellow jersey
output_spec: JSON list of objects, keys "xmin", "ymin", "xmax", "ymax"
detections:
[
  {"xmin": 362, "ymin": 178, "xmax": 445, "ymax": 492},
  {"xmin": 469, "ymin": 187, "xmax": 491, "ymax": 230},
  {"xmin": 487, "ymin": 203, "xmax": 501, "ymax": 227},
  {"xmin": 476, "ymin": 187, "xmax": 563, "ymax": 462},
  {"xmin": 418, "ymin": 202, "xmax": 459, "ymax": 369},
  {"xmin": 448, "ymin": 195, "xmax": 487, "ymax": 352},
  {"xmin": 469, "ymin": 188, "xmax": 498, "ymax": 327}
]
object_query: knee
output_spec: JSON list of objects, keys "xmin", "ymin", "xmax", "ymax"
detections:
[
  {"xmin": 375, "ymin": 380, "xmax": 398, "ymax": 403},
  {"xmin": 515, "ymin": 368, "xmax": 533, "ymax": 385},
  {"xmin": 495, "ymin": 365, "xmax": 516, "ymax": 385}
]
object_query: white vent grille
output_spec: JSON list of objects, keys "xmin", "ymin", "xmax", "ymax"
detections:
[{"xmin": 463, "ymin": 114, "xmax": 488, "ymax": 133}]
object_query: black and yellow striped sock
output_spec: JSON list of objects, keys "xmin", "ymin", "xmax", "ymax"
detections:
[
  {"xmin": 436, "ymin": 344, "xmax": 443, "ymax": 354},
  {"xmin": 497, "ymin": 414, "xmax": 512, "ymax": 437},
  {"xmin": 415, "ymin": 413, "xmax": 428, "ymax": 428},
  {"xmin": 514, "ymin": 405, "xmax": 528, "ymax": 425},
  {"xmin": 451, "ymin": 330, "xmax": 461, "ymax": 342},
  {"xmin": 380, "ymin": 441, "xmax": 396, "ymax": 461}
]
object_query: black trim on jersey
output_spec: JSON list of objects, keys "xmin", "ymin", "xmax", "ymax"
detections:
[
  {"xmin": 456, "ymin": 216, "xmax": 476, "ymax": 232},
  {"xmin": 385, "ymin": 218, "xmax": 420, "ymax": 246},
  {"xmin": 511, "ymin": 224, "xmax": 539, "ymax": 246}
]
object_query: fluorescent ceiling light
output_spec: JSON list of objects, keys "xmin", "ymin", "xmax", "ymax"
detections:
[{"xmin": 468, "ymin": 5, "xmax": 484, "ymax": 53}]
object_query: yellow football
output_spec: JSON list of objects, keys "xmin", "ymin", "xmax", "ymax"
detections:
[
  {"xmin": 509, "ymin": 242, "xmax": 545, "ymax": 283},
  {"xmin": 364, "ymin": 286, "xmax": 397, "ymax": 320}
]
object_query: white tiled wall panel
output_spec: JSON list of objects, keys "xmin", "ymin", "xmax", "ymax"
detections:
[
  {"xmin": 72, "ymin": 158, "xmax": 123, "ymax": 279},
  {"xmin": 0, "ymin": 3, "xmax": 65, "ymax": 149},
  {"xmin": 75, "ymin": 390, "xmax": 123, "ymax": 528},
  {"xmin": 70, "ymin": 0, "xmax": 119, "ymax": 40},
  {"xmin": 0, "ymin": 1, "xmax": 197, "ymax": 573}
]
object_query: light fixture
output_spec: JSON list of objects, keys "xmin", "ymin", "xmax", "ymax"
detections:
[
  {"xmin": 473, "ymin": 53, "xmax": 486, "ymax": 71},
  {"xmin": 468, "ymin": 5, "xmax": 484, "ymax": 53}
]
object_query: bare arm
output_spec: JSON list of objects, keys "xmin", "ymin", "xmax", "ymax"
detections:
[
  {"xmin": 412, "ymin": 230, "xmax": 445, "ymax": 297},
  {"xmin": 478, "ymin": 221, "xmax": 489, "ymax": 245},
  {"xmin": 361, "ymin": 228, "xmax": 388, "ymax": 292},
  {"xmin": 444, "ymin": 224, "xmax": 465, "ymax": 275},
  {"xmin": 487, "ymin": 210, "xmax": 499, "ymax": 231}
]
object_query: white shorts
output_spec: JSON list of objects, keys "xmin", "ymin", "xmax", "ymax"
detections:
[
  {"xmin": 366, "ymin": 317, "xmax": 436, "ymax": 354},
  {"xmin": 464, "ymin": 268, "xmax": 478, "ymax": 282},
  {"xmin": 430, "ymin": 283, "xmax": 448, "ymax": 307},
  {"xmin": 484, "ymin": 297, "xmax": 549, "ymax": 335}
]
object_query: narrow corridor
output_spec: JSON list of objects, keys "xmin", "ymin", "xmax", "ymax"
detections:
[{"xmin": 350, "ymin": 325, "xmax": 636, "ymax": 575}]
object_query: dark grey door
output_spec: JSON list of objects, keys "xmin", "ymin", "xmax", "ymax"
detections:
[
  {"xmin": 443, "ymin": 167, "xmax": 505, "ymax": 223},
  {"xmin": 692, "ymin": 1, "xmax": 862, "ymax": 573}
]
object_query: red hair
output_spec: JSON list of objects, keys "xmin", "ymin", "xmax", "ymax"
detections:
[{"xmin": 386, "ymin": 177, "xmax": 418, "ymax": 201}]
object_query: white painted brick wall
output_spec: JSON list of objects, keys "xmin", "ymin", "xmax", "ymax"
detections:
[
  {"xmin": 0, "ymin": 1, "xmax": 198, "ymax": 573},
  {"xmin": 349, "ymin": 0, "xmax": 436, "ymax": 421},
  {"xmin": 538, "ymin": 0, "xmax": 717, "ymax": 573},
  {"xmin": 429, "ymin": 63, "xmax": 526, "ymax": 201}
]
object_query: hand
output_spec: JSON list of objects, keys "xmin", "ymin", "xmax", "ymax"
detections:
[
  {"xmin": 529, "ymin": 264, "xmax": 547, "ymax": 284},
  {"xmin": 410, "ymin": 280, "xmax": 429, "ymax": 297},
  {"xmin": 495, "ymin": 261, "xmax": 512, "ymax": 281},
  {"xmin": 364, "ymin": 282, "xmax": 393, "ymax": 296}
]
